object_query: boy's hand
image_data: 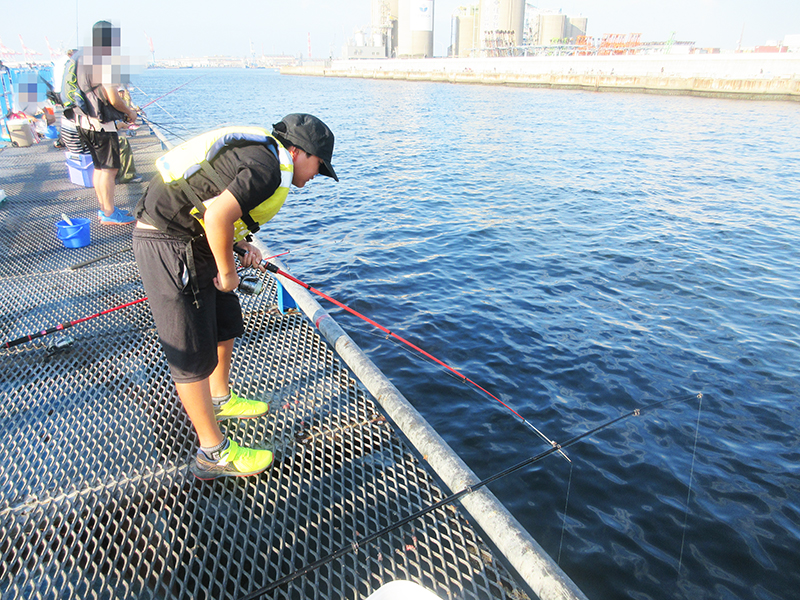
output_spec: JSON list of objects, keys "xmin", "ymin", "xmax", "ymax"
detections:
[
  {"xmin": 214, "ymin": 270, "xmax": 240, "ymax": 292},
  {"xmin": 235, "ymin": 241, "xmax": 264, "ymax": 270}
]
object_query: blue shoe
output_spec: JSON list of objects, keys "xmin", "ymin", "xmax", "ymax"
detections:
[{"xmin": 99, "ymin": 208, "xmax": 134, "ymax": 225}]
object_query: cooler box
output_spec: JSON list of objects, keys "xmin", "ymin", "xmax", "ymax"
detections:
[
  {"xmin": 65, "ymin": 153, "xmax": 94, "ymax": 188},
  {"xmin": 7, "ymin": 119, "xmax": 34, "ymax": 147}
]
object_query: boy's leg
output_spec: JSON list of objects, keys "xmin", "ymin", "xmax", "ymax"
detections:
[
  {"xmin": 209, "ymin": 339, "xmax": 234, "ymax": 398},
  {"xmin": 209, "ymin": 337, "xmax": 270, "ymax": 422},
  {"xmin": 175, "ymin": 379, "xmax": 225, "ymax": 448}
]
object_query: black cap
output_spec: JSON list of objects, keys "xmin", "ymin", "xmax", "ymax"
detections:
[{"xmin": 273, "ymin": 113, "xmax": 338, "ymax": 182}]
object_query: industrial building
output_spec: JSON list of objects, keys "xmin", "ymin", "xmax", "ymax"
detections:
[
  {"xmin": 344, "ymin": 0, "xmax": 436, "ymax": 59},
  {"xmin": 346, "ymin": 2, "xmax": 589, "ymax": 59},
  {"xmin": 525, "ymin": 9, "xmax": 587, "ymax": 46},
  {"xmin": 398, "ymin": 0, "xmax": 435, "ymax": 57},
  {"xmin": 449, "ymin": 2, "xmax": 578, "ymax": 57},
  {"xmin": 343, "ymin": 1, "xmax": 702, "ymax": 60},
  {"xmin": 450, "ymin": 6, "xmax": 480, "ymax": 58}
]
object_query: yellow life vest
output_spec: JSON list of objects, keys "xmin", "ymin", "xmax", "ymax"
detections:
[{"xmin": 155, "ymin": 126, "xmax": 294, "ymax": 242}]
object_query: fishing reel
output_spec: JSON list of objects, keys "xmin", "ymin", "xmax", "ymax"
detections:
[
  {"xmin": 238, "ymin": 274, "xmax": 265, "ymax": 296},
  {"xmin": 46, "ymin": 335, "xmax": 75, "ymax": 356}
]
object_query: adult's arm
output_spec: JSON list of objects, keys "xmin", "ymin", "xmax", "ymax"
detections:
[{"xmin": 103, "ymin": 85, "xmax": 138, "ymax": 124}]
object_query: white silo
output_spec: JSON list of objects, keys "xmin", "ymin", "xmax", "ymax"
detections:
[
  {"xmin": 453, "ymin": 5, "xmax": 480, "ymax": 58},
  {"xmin": 479, "ymin": 0, "xmax": 526, "ymax": 49},
  {"xmin": 398, "ymin": 0, "xmax": 434, "ymax": 57},
  {"xmin": 566, "ymin": 16, "xmax": 587, "ymax": 42},
  {"xmin": 538, "ymin": 13, "xmax": 566, "ymax": 45}
]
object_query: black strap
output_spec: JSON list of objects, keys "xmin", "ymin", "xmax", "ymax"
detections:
[
  {"xmin": 198, "ymin": 159, "xmax": 228, "ymax": 192},
  {"xmin": 185, "ymin": 237, "xmax": 203, "ymax": 309},
  {"xmin": 176, "ymin": 155, "xmax": 262, "ymax": 236},
  {"xmin": 176, "ymin": 177, "xmax": 207, "ymax": 216},
  {"xmin": 239, "ymin": 211, "xmax": 260, "ymax": 234}
]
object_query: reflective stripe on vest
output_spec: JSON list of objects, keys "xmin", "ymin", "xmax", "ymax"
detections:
[{"xmin": 155, "ymin": 126, "xmax": 294, "ymax": 242}]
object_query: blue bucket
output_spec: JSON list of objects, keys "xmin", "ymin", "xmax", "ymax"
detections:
[{"xmin": 56, "ymin": 218, "xmax": 91, "ymax": 249}]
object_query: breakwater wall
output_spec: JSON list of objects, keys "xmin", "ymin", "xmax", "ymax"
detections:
[{"xmin": 283, "ymin": 54, "xmax": 800, "ymax": 101}]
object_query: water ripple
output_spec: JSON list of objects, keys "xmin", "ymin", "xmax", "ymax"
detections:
[{"xmin": 133, "ymin": 69, "xmax": 800, "ymax": 600}]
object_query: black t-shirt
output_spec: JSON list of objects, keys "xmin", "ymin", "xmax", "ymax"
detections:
[{"xmin": 135, "ymin": 141, "xmax": 283, "ymax": 240}]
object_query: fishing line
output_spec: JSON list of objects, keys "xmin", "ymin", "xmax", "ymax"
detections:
[
  {"xmin": 136, "ymin": 113, "xmax": 188, "ymax": 143},
  {"xmin": 238, "ymin": 249, "xmax": 569, "ymax": 459},
  {"xmin": 373, "ymin": 331, "xmax": 572, "ymax": 482},
  {"xmin": 347, "ymin": 319, "xmax": 558, "ymax": 433},
  {"xmin": 136, "ymin": 113, "xmax": 194, "ymax": 134},
  {"xmin": 132, "ymin": 85, "xmax": 176, "ymax": 119},
  {"xmin": 258, "ymin": 238, "xmax": 347, "ymax": 259},
  {"xmin": 557, "ymin": 461, "xmax": 574, "ymax": 565},
  {"xmin": 678, "ymin": 392, "xmax": 704, "ymax": 572},
  {"xmin": 237, "ymin": 392, "xmax": 700, "ymax": 600}
]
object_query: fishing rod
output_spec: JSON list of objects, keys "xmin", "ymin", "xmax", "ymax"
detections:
[
  {"xmin": 235, "ymin": 247, "xmax": 569, "ymax": 459},
  {"xmin": 67, "ymin": 246, "xmax": 132, "ymax": 271},
  {"xmin": 3, "ymin": 249, "xmax": 292, "ymax": 349},
  {"xmin": 3, "ymin": 298, "xmax": 147, "ymax": 349},
  {"xmin": 238, "ymin": 392, "xmax": 701, "ymax": 600},
  {"xmin": 136, "ymin": 112, "xmax": 188, "ymax": 145},
  {"xmin": 139, "ymin": 75, "xmax": 204, "ymax": 110}
]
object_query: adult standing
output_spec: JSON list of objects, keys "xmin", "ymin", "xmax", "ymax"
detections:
[{"xmin": 72, "ymin": 20, "xmax": 138, "ymax": 225}]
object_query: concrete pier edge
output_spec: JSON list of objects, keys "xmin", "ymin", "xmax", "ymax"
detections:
[{"xmin": 283, "ymin": 54, "xmax": 800, "ymax": 102}]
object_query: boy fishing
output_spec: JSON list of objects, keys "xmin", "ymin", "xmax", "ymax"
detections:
[{"xmin": 133, "ymin": 114, "xmax": 338, "ymax": 479}]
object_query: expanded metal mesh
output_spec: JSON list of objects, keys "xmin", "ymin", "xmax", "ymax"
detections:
[
  {"xmin": 0, "ymin": 133, "xmax": 530, "ymax": 600},
  {"xmin": 0, "ymin": 135, "xmax": 164, "ymax": 277}
]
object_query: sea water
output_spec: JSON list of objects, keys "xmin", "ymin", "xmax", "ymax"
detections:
[{"xmin": 131, "ymin": 68, "xmax": 800, "ymax": 600}]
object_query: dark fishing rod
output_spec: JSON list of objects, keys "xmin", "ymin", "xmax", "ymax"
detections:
[
  {"xmin": 236, "ymin": 247, "xmax": 569, "ymax": 459},
  {"xmin": 67, "ymin": 246, "xmax": 132, "ymax": 270},
  {"xmin": 136, "ymin": 112, "xmax": 186, "ymax": 144},
  {"xmin": 238, "ymin": 392, "xmax": 701, "ymax": 600}
]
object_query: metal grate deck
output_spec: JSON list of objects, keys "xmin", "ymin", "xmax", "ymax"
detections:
[{"xmin": 0, "ymin": 132, "xmax": 530, "ymax": 598}]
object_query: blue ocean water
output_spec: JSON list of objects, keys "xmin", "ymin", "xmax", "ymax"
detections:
[{"xmin": 131, "ymin": 69, "xmax": 800, "ymax": 600}]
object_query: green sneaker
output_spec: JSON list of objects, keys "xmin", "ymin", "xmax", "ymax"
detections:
[
  {"xmin": 193, "ymin": 440, "xmax": 273, "ymax": 480},
  {"xmin": 214, "ymin": 391, "xmax": 269, "ymax": 422}
]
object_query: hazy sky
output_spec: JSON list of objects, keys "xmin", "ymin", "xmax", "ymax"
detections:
[{"xmin": 2, "ymin": 1, "xmax": 798, "ymax": 61}]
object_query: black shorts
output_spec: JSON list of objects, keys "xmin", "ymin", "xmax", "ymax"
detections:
[
  {"xmin": 77, "ymin": 127, "xmax": 120, "ymax": 170},
  {"xmin": 132, "ymin": 228, "xmax": 244, "ymax": 383}
]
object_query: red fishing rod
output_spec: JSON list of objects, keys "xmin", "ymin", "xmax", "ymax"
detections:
[
  {"xmin": 139, "ymin": 75, "xmax": 204, "ymax": 110},
  {"xmin": 3, "ymin": 298, "xmax": 147, "ymax": 349},
  {"xmin": 238, "ymin": 248, "xmax": 569, "ymax": 458},
  {"xmin": 3, "ymin": 249, "xmax": 291, "ymax": 350}
]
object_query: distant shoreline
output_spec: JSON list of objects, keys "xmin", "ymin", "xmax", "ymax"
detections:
[{"xmin": 282, "ymin": 55, "xmax": 800, "ymax": 102}]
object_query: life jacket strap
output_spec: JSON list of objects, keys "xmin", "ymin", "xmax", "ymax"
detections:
[
  {"xmin": 198, "ymin": 159, "xmax": 227, "ymax": 193},
  {"xmin": 176, "ymin": 177, "xmax": 207, "ymax": 216},
  {"xmin": 195, "ymin": 158, "xmax": 261, "ymax": 235}
]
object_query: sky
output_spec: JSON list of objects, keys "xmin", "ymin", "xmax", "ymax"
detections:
[{"xmin": 1, "ymin": 0, "xmax": 798, "ymax": 62}]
